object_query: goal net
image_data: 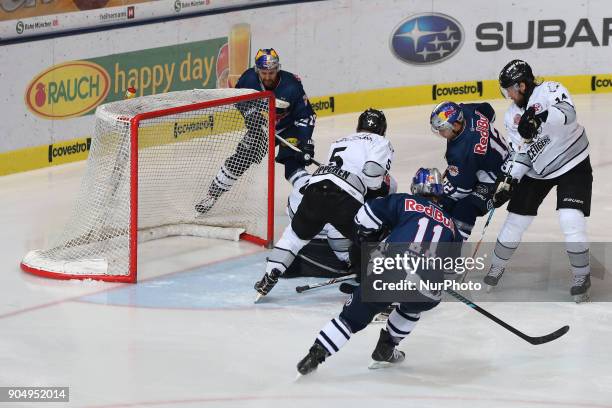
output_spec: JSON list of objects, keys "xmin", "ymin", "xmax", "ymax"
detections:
[{"xmin": 21, "ymin": 89, "xmax": 275, "ymax": 282}]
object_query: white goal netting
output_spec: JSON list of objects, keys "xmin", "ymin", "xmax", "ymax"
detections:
[{"xmin": 22, "ymin": 89, "xmax": 274, "ymax": 282}]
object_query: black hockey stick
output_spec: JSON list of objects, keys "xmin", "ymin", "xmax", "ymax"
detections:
[
  {"xmin": 275, "ymin": 133, "xmax": 321, "ymax": 167},
  {"xmin": 446, "ymin": 289, "xmax": 570, "ymax": 345},
  {"xmin": 296, "ymin": 274, "xmax": 356, "ymax": 293}
]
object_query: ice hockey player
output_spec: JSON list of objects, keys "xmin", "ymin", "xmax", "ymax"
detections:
[
  {"xmin": 430, "ymin": 101, "xmax": 509, "ymax": 240},
  {"xmin": 282, "ymin": 169, "xmax": 352, "ymax": 278},
  {"xmin": 195, "ymin": 48, "xmax": 316, "ymax": 214},
  {"xmin": 485, "ymin": 60, "xmax": 593, "ymax": 302},
  {"xmin": 282, "ymin": 168, "xmax": 398, "ymax": 279},
  {"xmin": 254, "ymin": 108, "xmax": 393, "ymax": 299},
  {"xmin": 296, "ymin": 168, "xmax": 463, "ymax": 375}
]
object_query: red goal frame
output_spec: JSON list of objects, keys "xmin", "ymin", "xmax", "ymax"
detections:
[{"xmin": 21, "ymin": 91, "xmax": 276, "ymax": 283}]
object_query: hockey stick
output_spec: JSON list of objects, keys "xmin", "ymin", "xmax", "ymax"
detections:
[
  {"xmin": 459, "ymin": 140, "xmax": 523, "ymax": 284},
  {"xmin": 446, "ymin": 289, "xmax": 570, "ymax": 345},
  {"xmin": 295, "ymin": 274, "xmax": 357, "ymax": 293},
  {"xmin": 459, "ymin": 207, "xmax": 495, "ymax": 284},
  {"xmin": 297, "ymin": 253, "xmax": 348, "ymax": 274},
  {"xmin": 274, "ymin": 133, "xmax": 321, "ymax": 167}
]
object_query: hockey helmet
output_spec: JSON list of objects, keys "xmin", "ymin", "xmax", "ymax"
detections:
[
  {"xmin": 357, "ymin": 108, "xmax": 387, "ymax": 136},
  {"xmin": 411, "ymin": 168, "xmax": 444, "ymax": 197},
  {"xmin": 255, "ymin": 48, "xmax": 280, "ymax": 71},
  {"xmin": 430, "ymin": 101, "xmax": 463, "ymax": 134},
  {"xmin": 499, "ymin": 59, "xmax": 535, "ymax": 97}
]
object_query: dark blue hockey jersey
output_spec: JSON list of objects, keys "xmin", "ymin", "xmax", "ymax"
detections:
[
  {"xmin": 235, "ymin": 68, "xmax": 316, "ymax": 141},
  {"xmin": 443, "ymin": 103, "xmax": 508, "ymax": 203},
  {"xmin": 357, "ymin": 193, "xmax": 462, "ymax": 246}
]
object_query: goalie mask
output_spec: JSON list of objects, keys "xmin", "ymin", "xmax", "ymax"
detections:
[
  {"xmin": 255, "ymin": 48, "xmax": 280, "ymax": 71},
  {"xmin": 357, "ymin": 108, "xmax": 387, "ymax": 136},
  {"xmin": 411, "ymin": 168, "xmax": 443, "ymax": 197}
]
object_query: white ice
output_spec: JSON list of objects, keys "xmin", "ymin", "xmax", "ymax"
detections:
[{"xmin": 1, "ymin": 95, "xmax": 611, "ymax": 408}]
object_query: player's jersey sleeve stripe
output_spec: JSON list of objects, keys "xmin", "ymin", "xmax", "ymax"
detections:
[
  {"xmin": 362, "ymin": 161, "xmax": 386, "ymax": 177},
  {"xmin": 289, "ymin": 169, "xmax": 309, "ymax": 185},
  {"xmin": 448, "ymin": 191, "xmax": 470, "ymax": 201},
  {"xmin": 476, "ymin": 170, "xmax": 496, "ymax": 183},
  {"xmin": 549, "ymin": 101, "xmax": 576, "ymax": 125},
  {"xmin": 490, "ymin": 138, "xmax": 509, "ymax": 158}
]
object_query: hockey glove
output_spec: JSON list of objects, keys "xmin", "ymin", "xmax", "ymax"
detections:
[
  {"xmin": 296, "ymin": 139, "xmax": 315, "ymax": 166},
  {"xmin": 254, "ymin": 269, "xmax": 282, "ymax": 296},
  {"xmin": 492, "ymin": 174, "xmax": 518, "ymax": 208},
  {"xmin": 517, "ymin": 107, "xmax": 548, "ymax": 142},
  {"xmin": 364, "ymin": 174, "xmax": 391, "ymax": 200}
]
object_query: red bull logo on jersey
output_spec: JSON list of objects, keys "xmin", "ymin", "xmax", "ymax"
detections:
[
  {"xmin": 473, "ymin": 111, "xmax": 490, "ymax": 155},
  {"xmin": 404, "ymin": 199, "xmax": 454, "ymax": 230}
]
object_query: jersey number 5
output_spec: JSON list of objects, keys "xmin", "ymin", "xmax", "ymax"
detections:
[{"xmin": 330, "ymin": 146, "xmax": 347, "ymax": 167}]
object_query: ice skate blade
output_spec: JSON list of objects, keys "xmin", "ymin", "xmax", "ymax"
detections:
[
  {"xmin": 573, "ymin": 292, "xmax": 590, "ymax": 304},
  {"xmin": 372, "ymin": 314, "xmax": 389, "ymax": 324},
  {"xmin": 485, "ymin": 284, "xmax": 496, "ymax": 293},
  {"xmin": 254, "ymin": 293, "xmax": 264, "ymax": 303},
  {"xmin": 368, "ymin": 360, "xmax": 397, "ymax": 370}
]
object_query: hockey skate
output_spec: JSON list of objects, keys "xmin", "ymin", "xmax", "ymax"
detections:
[
  {"xmin": 372, "ymin": 305, "xmax": 396, "ymax": 324},
  {"xmin": 484, "ymin": 264, "xmax": 506, "ymax": 292},
  {"xmin": 297, "ymin": 343, "xmax": 328, "ymax": 375},
  {"xmin": 194, "ymin": 195, "xmax": 217, "ymax": 216},
  {"xmin": 254, "ymin": 268, "xmax": 282, "ymax": 302},
  {"xmin": 368, "ymin": 329, "xmax": 405, "ymax": 369},
  {"xmin": 571, "ymin": 274, "xmax": 591, "ymax": 303}
]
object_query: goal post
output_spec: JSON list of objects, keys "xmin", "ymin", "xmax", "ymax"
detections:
[{"xmin": 21, "ymin": 89, "xmax": 276, "ymax": 283}]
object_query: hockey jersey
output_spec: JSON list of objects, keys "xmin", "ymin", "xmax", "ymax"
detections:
[
  {"xmin": 443, "ymin": 103, "xmax": 508, "ymax": 203},
  {"xmin": 357, "ymin": 193, "xmax": 462, "ymax": 245},
  {"xmin": 504, "ymin": 81, "xmax": 589, "ymax": 180},
  {"xmin": 308, "ymin": 132, "xmax": 394, "ymax": 203},
  {"xmin": 235, "ymin": 68, "xmax": 316, "ymax": 140}
]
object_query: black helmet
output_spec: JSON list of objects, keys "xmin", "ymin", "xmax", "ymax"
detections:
[
  {"xmin": 499, "ymin": 59, "xmax": 534, "ymax": 88},
  {"xmin": 357, "ymin": 108, "xmax": 387, "ymax": 136}
]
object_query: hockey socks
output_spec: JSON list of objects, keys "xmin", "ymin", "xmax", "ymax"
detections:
[
  {"xmin": 316, "ymin": 317, "xmax": 352, "ymax": 355},
  {"xmin": 385, "ymin": 309, "xmax": 420, "ymax": 342}
]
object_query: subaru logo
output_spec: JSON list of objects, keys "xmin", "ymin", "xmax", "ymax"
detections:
[{"xmin": 390, "ymin": 13, "xmax": 464, "ymax": 65}]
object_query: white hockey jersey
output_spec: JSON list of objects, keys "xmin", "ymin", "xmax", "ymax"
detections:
[
  {"xmin": 504, "ymin": 81, "xmax": 589, "ymax": 180},
  {"xmin": 308, "ymin": 131, "xmax": 394, "ymax": 203}
]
